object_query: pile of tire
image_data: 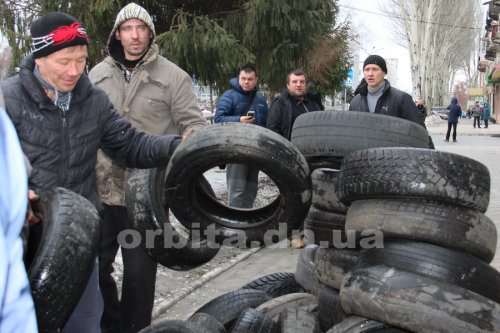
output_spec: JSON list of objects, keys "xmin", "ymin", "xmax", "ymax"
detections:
[
  {"xmin": 290, "ymin": 111, "xmax": 500, "ymax": 332},
  {"xmin": 337, "ymin": 147, "xmax": 500, "ymax": 332}
]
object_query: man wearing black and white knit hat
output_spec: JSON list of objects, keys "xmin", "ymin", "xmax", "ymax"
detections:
[
  {"xmin": 350, "ymin": 54, "xmax": 434, "ymax": 149},
  {"xmin": 1, "ymin": 11, "xmax": 183, "ymax": 333},
  {"xmin": 89, "ymin": 3, "xmax": 206, "ymax": 332}
]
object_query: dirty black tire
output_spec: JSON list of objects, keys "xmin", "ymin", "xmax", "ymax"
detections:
[
  {"xmin": 327, "ymin": 316, "xmax": 409, "ymax": 333},
  {"xmin": 346, "ymin": 199, "xmax": 497, "ymax": 263},
  {"xmin": 164, "ymin": 123, "xmax": 311, "ymax": 243},
  {"xmin": 317, "ymin": 285, "xmax": 348, "ymax": 332},
  {"xmin": 138, "ymin": 320, "xmax": 196, "ymax": 333},
  {"xmin": 341, "ymin": 265, "xmax": 500, "ymax": 333},
  {"xmin": 303, "ymin": 207, "xmax": 347, "ymax": 248},
  {"xmin": 126, "ymin": 167, "xmax": 220, "ymax": 270},
  {"xmin": 279, "ymin": 307, "xmax": 318, "ymax": 333},
  {"xmin": 294, "ymin": 245, "xmax": 321, "ymax": 296},
  {"xmin": 29, "ymin": 187, "xmax": 100, "ymax": 333},
  {"xmin": 357, "ymin": 239, "xmax": 500, "ymax": 303},
  {"xmin": 311, "ymin": 169, "xmax": 347, "ymax": 213},
  {"xmin": 187, "ymin": 313, "xmax": 226, "ymax": 333},
  {"xmin": 241, "ymin": 272, "xmax": 304, "ymax": 297},
  {"xmin": 192, "ymin": 289, "xmax": 272, "ymax": 328},
  {"xmin": 230, "ymin": 308, "xmax": 279, "ymax": 333},
  {"xmin": 255, "ymin": 293, "xmax": 318, "ymax": 320},
  {"xmin": 339, "ymin": 147, "xmax": 490, "ymax": 212},
  {"xmin": 314, "ymin": 248, "xmax": 360, "ymax": 290},
  {"xmin": 291, "ymin": 111, "xmax": 429, "ymax": 161}
]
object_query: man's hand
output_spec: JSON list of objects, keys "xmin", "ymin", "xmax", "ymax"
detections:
[
  {"xmin": 27, "ymin": 189, "xmax": 41, "ymax": 226},
  {"xmin": 182, "ymin": 128, "xmax": 196, "ymax": 139},
  {"xmin": 240, "ymin": 116, "xmax": 254, "ymax": 123}
]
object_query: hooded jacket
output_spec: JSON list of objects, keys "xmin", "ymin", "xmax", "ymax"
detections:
[
  {"xmin": 1, "ymin": 55, "xmax": 179, "ymax": 210},
  {"xmin": 447, "ymin": 97, "xmax": 462, "ymax": 123},
  {"xmin": 89, "ymin": 2, "xmax": 206, "ymax": 206},
  {"xmin": 214, "ymin": 77, "xmax": 268, "ymax": 127}
]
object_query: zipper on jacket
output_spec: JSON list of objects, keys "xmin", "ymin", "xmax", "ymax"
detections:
[{"xmin": 60, "ymin": 108, "xmax": 69, "ymax": 187}]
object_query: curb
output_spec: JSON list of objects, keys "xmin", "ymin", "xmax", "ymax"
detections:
[{"xmin": 151, "ymin": 245, "xmax": 263, "ymax": 319}]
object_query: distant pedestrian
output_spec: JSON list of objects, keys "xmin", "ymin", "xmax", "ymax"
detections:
[
  {"xmin": 445, "ymin": 97, "xmax": 462, "ymax": 142},
  {"xmin": 483, "ymin": 103, "xmax": 491, "ymax": 128},
  {"xmin": 472, "ymin": 102, "xmax": 481, "ymax": 128},
  {"xmin": 415, "ymin": 99, "xmax": 427, "ymax": 120}
]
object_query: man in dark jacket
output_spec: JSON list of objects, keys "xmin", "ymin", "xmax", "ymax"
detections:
[
  {"xmin": 350, "ymin": 55, "xmax": 434, "ymax": 149},
  {"xmin": 214, "ymin": 64, "xmax": 268, "ymax": 208},
  {"xmin": 267, "ymin": 69, "xmax": 324, "ymax": 140},
  {"xmin": 445, "ymin": 96, "xmax": 462, "ymax": 142},
  {"xmin": 1, "ymin": 12, "xmax": 180, "ymax": 333}
]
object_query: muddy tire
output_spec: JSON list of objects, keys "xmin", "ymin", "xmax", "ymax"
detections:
[
  {"xmin": 294, "ymin": 245, "xmax": 321, "ymax": 296},
  {"xmin": 310, "ymin": 169, "xmax": 347, "ymax": 213},
  {"xmin": 340, "ymin": 265, "xmax": 500, "ymax": 333},
  {"xmin": 255, "ymin": 293, "xmax": 318, "ymax": 320},
  {"xmin": 346, "ymin": 199, "xmax": 496, "ymax": 262},
  {"xmin": 28, "ymin": 187, "xmax": 100, "ymax": 332},
  {"xmin": 164, "ymin": 123, "xmax": 311, "ymax": 243},
  {"xmin": 291, "ymin": 111, "xmax": 429, "ymax": 162},
  {"xmin": 303, "ymin": 207, "xmax": 346, "ymax": 248},
  {"xmin": 314, "ymin": 248, "xmax": 360, "ymax": 290},
  {"xmin": 126, "ymin": 167, "xmax": 220, "ymax": 270},
  {"xmin": 339, "ymin": 147, "xmax": 490, "ymax": 212},
  {"xmin": 357, "ymin": 239, "xmax": 500, "ymax": 303},
  {"xmin": 279, "ymin": 307, "xmax": 318, "ymax": 333},
  {"xmin": 327, "ymin": 316, "xmax": 409, "ymax": 333}
]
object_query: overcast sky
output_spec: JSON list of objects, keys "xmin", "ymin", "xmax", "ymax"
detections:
[{"xmin": 337, "ymin": 0, "xmax": 413, "ymax": 93}]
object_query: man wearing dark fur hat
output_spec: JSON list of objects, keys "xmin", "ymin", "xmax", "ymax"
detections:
[
  {"xmin": 1, "ymin": 11, "xmax": 182, "ymax": 333},
  {"xmin": 350, "ymin": 55, "xmax": 434, "ymax": 148},
  {"xmin": 89, "ymin": 3, "xmax": 206, "ymax": 332}
]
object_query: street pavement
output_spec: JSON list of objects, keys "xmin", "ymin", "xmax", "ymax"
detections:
[{"xmin": 151, "ymin": 115, "xmax": 500, "ymax": 323}]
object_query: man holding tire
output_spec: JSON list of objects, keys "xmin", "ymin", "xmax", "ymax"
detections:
[
  {"xmin": 214, "ymin": 64, "xmax": 268, "ymax": 208},
  {"xmin": 350, "ymin": 55, "xmax": 434, "ymax": 149},
  {"xmin": 89, "ymin": 3, "xmax": 206, "ymax": 333},
  {"xmin": 1, "ymin": 12, "xmax": 182, "ymax": 333}
]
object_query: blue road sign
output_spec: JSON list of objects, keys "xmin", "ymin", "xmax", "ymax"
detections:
[{"xmin": 343, "ymin": 69, "xmax": 353, "ymax": 87}]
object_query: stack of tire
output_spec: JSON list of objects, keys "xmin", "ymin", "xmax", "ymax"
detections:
[
  {"xmin": 336, "ymin": 147, "xmax": 500, "ymax": 332},
  {"xmin": 290, "ymin": 111, "xmax": 500, "ymax": 331}
]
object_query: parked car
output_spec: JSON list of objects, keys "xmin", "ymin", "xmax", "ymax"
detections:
[{"xmin": 431, "ymin": 106, "xmax": 449, "ymax": 120}]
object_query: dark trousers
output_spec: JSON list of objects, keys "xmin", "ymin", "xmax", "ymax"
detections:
[
  {"xmin": 484, "ymin": 118, "xmax": 489, "ymax": 128},
  {"xmin": 445, "ymin": 122, "xmax": 457, "ymax": 141},
  {"xmin": 473, "ymin": 116, "xmax": 481, "ymax": 128},
  {"xmin": 99, "ymin": 205, "xmax": 157, "ymax": 333}
]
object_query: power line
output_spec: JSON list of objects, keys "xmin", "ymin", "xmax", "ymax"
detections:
[{"xmin": 339, "ymin": 4, "xmax": 483, "ymax": 31}]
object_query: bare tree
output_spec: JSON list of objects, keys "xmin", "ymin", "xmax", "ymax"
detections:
[
  {"xmin": 0, "ymin": 46, "xmax": 13, "ymax": 79},
  {"xmin": 383, "ymin": 0, "xmax": 482, "ymax": 107}
]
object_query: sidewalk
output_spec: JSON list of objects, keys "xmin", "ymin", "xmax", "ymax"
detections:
[{"xmin": 425, "ymin": 115, "xmax": 500, "ymax": 136}]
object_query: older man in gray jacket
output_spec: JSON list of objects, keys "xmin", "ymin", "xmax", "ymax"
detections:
[{"xmin": 89, "ymin": 3, "xmax": 206, "ymax": 333}]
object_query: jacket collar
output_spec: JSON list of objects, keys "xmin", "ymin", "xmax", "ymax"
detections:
[{"xmin": 19, "ymin": 54, "xmax": 93, "ymax": 108}]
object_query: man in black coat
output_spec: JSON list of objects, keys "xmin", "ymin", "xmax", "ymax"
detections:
[
  {"xmin": 350, "ymin": 55, "xmax": 434, "ymax": 149},
  {"xmin": 267, "ymin": 69, "xmax": 324, "ymax": 140}
]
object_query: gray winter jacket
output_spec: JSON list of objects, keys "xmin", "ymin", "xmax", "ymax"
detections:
[{"xmin": 1, "ymin": 55, "xmax": 179, "ymax": 210}]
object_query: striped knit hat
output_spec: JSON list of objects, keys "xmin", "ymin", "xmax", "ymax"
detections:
[{"xmin": 108, "ymin": 3, "xmax": 155, "ymax": 53}]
